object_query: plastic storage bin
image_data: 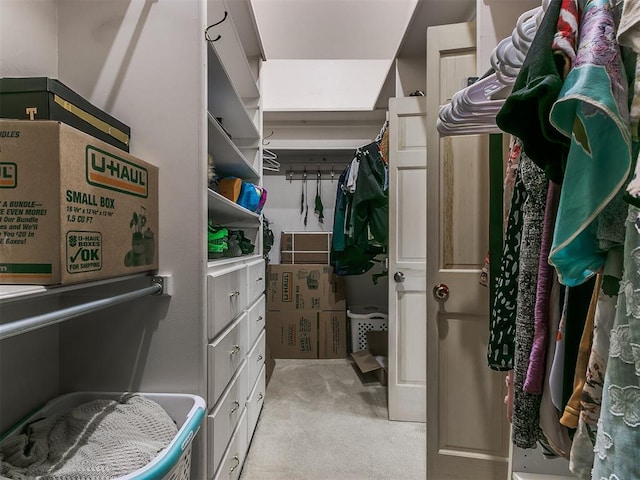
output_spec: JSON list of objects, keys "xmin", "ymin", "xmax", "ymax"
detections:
[
  {"xmin": 0, "ymin": 391, "xmax": 206, "ymax": 480},
  {"xmin": 348, "ymin": 305, "xmax": 389, "ymax": 352}
]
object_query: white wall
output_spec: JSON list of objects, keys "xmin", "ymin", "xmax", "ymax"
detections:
[
  {"xmin": 0, "ymin": 0, "xmax": 59, "ymax": 77},
  {"xmin": 262, "ymin": 59, "xmax": 393, "ymax": 111},
  {"xmin": 395, "ymin": 56, "xmax": 426, "ymax": 97},
  {"xmin": 263, "ymin": 174, "xmax": 389, "ymax": 309}
]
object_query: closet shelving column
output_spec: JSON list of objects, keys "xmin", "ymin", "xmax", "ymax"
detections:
[{"xmin": 205, "ymin": 2, "xmax": 266, "ymax": 479}]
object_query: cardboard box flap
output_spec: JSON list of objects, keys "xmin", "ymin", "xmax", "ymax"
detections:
[
  {"xmin": 366, "ymin": 331, "xmax": 388, "ymax": 356},
  {"xmin": 351, "ymin": 350, "xmax": 383, "ymax": 374}
]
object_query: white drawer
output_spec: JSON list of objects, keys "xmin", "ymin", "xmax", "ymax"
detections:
[
  {"xmin": 207, "ymin": 265, "xmax": 248, "ymax": 340},
  {"xmin": 247, "ymin": 365, "xmax": 266, "ymax": 441},
  {"xmin": 208, "ymin": 362, "xmax": 248, "ymax": 476},
  {"xmin": 208, "ymin": 314, "xmax": 248, "ymax": 405},
  {"xmin": 247, "ymin": 295, "xmax": 265, "ymax": 349},
  {"xmin": 247, "ymin": 259, "xmax": 265, "ymax": 306},
  {"xmin": 247, "ymin": 330, "xmax": 266, "ymax": 391},
  {"xmin": 214, "ymin": 409, "xmax": 248, "ymax": 480}
]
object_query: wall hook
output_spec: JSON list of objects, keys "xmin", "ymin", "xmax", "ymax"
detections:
[
  {"xmin": 205, "ymin": 11, "xmax": 228, "ymax": 42},
  {"xmin": 262, "ymin": 130, "xmax": 274, "ymax": 146}
]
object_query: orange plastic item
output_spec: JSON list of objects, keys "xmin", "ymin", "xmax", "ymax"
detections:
[{"xmin": 218, "ymin": 177, "xmax": 242, "ymax": 202}]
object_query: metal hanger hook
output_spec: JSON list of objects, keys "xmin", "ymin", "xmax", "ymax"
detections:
[
  {"xmin": 262, "ymin": 130, "xmax": 274, "ymax": 146},
  {"xmin": 205, "ymin": 11, "xmax": 228, "ymax": 42}
]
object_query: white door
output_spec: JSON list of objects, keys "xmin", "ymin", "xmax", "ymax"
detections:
[
  {"xmin": 388, "ymin": 97, "xmax": 427, "ymax": 422},
  {"xmin": 425, "ymin": 22, "xmax": 510, "ymax": 479}
]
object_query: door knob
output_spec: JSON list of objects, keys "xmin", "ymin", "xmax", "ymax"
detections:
[
  {"xmin": 394, "ymin": 271, "xmax": 405, "ymax": 283},
  {"xmin": 433, "ymin": 284, "xmax": 450, "ymax": 301}
]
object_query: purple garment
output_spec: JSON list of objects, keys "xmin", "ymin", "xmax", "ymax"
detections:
[{"xmin": 524, "ymin": 181, "xmax": 562, "ymax": 394}]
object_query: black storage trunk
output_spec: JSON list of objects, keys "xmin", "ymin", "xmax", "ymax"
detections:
[{"xmin": 0, "ymin": 77, "xmax": 130, "ymax": 151}]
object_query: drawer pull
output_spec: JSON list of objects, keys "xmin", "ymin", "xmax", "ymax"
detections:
[
  {"xmin": 258, "ymin": 392, "xmax": 264, "ymax": 401},
  {"xmin": 231, "ymin": 345, "xmax": 241, "ymax": 355},
  {"xmin": 257, "ymin": 316, "xmax": 263, "ymax": 322},
  {"xmin": 230, "ymin": 400, "xmax": 240, "ymax": 414},
  {"xmin": 257, "ymin": 355, "xmax": 263, "ymax": 362},
  {"xmin": 229, "ymin": 454, "xmax": 240, "ymax": 472},
  {"xmin": 229, "ymin": 291, "xmax": 240, "ymax": 298},
  {"xmin": 256, "ymin": 277, "xmax": 263, "ymax": 282}
]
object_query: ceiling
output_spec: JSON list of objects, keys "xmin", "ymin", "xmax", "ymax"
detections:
[
  {"xmin": 250, "ymin": 0, "xmax": 476, "ymax": 60},
  {"xmin": 244, "ymin": 0, "xmax": 476, "ymax": 159}
]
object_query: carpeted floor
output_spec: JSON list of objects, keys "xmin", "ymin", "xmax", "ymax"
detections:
[{"xmin": 240, "ymin": 359, "xmax": 426, "ymax": 480}]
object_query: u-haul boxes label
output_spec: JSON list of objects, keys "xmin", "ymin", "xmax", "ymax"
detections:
[{"xmin": 66, "ymin": 231, "xmax": 102, "ymax": 273}]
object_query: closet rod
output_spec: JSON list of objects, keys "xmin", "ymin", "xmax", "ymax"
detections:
[{"xmin": 0, "ymin": 278, "xmax": 166, "ymax": 341}]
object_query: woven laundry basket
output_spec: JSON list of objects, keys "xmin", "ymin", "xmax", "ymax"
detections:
[{"xmin": 0, "ymin": 392, "xmax": 205, "ymax": 480}]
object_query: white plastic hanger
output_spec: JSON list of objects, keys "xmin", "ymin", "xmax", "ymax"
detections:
[{"xmin": 437, "ymin": 0, "xmax": 548, "ymax": 136}]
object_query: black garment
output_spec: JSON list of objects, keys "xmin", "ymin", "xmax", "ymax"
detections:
[{"xmin": 495, "ymin": 0, "xmax": 569, "ymax": 184}]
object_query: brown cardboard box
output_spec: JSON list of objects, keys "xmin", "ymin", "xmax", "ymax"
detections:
[
  {"xmin": 280, "ymin": 232, "xmax": 332, "ymax": 252},
  {"xmin": 280, "ymin": 251, "xmax": 329, "ymax": 265},
  {"xmin": 266, "ymin": 310, "xmax": 318, "ymax": 359},
  {"xmin": 267, "ymin": 264, "xmax": 345, "ymax": 311},
  {"xmin": 318, "ymin": 310, "xmax": 347, "ymax": 358},
  {"xmin": 351, "ymin": 330, "xmax": 388, "ymax": 385},
  {"xmin": 0, "ymin": 120, "xmax": 158, "ymax": 285},
  {"xmin": 280, "ymin": 232, "xmax": 332, "ymax": 265}
]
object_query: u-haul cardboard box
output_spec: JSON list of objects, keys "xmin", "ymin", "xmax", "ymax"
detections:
[
  {"xmin": 266, "ymin": 264, "xmax": 346, "ymax": 311},
  {"xmin": 0, "ymin": 120, "xmax": 158, "ymax": 285}
]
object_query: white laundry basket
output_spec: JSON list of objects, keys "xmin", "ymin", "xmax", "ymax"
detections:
[
  {"xmin": 0, "ymin": 391, "xmax": 206, "ymax": 480},
  {"xmin": 348, "ymin": 305, "xmax": 389, "ymax": 352}
]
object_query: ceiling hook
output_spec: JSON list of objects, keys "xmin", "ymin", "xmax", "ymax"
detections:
[
  {"xmin": 205, "ymin": 11, "xmax": 228, "ymax": 42},
  {"xmin": 262, "ymin": 130, "xmax": 274, "ymax": 146}
]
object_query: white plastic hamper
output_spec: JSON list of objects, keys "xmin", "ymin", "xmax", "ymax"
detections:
[
  {"xmin": 348, "ymin": 305, "xmax": 388, "ymax": 351},
  {"xmin": 0, "ymin": 392, "xmax": 206, "ymax": 480}
]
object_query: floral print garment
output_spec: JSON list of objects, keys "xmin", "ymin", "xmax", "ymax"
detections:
[{"xmin": 592, "ymin": 207, "xmax": 640, "ymax": 479}]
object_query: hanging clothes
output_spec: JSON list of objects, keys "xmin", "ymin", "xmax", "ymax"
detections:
[
  {"xmin": 592, "ymin": 206, "xmax": 640, "ymax": 479},
  {"xmin": 569, "ymin": 247, "xmax": 622, "ymax": 479},
  {"xmin": 548, "ymin": 0, "xmax": 632, "ymax": 287},
  {"xmin": 495, "ymin": 0, "xmax": 569, "ymax": 184},
  {"xmin": 487, "ymin": 154, "xmax": 526, "ymax": 371},
  {"xmin": 331, "ymin": 141, "xmax": 388, "ymax": 276},
  {"xmin": 511, "ymin": 154, "xmax": 548, "ymax": 449}
]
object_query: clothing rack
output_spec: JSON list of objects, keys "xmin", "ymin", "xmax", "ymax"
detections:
[{"xmin": 0, "ymin": 275, "xmax": 169, "ymax": 341}]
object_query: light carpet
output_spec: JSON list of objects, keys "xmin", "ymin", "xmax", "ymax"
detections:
[{"xmin": 240, "ymin": 358, "xmax": 426, "ymax": 480}]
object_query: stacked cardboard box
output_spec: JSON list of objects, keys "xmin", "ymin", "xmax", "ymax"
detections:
[
  {"xmin": 280, "ymin": 232, "xmax": 332, "ymax": 264},
  {"xmin": 266, "ymin": 264, "xmax": 347, "ymax": 359},
  {"xmin": 0, "ymin": 120, "xmax": 158, "ymax": 285}
]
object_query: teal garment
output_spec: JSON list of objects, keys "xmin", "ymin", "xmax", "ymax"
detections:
[
  {"xmin": 332, "ymin": 166, "xmax": 350, "ymax": 253},
  {"xmin": 592, "ymin": 206, "xmax": 640, "ymax": 479},
  {"xmin": 548, "ymin": 0, "xmax": 632, "ymax": 287}
]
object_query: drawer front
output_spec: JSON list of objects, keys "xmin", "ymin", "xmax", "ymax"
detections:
[
  {"xmin": 207, "ymin": 266, "xmax": 248, "ymax": 340},
  {"xmin": 208, "ymin": 314, "xmax": 248, "ymax": 405},
  {"xmin": 247, "ymin": 330, "xmax": 266, "ymax": 391},
  {"xmin": 214, "ymin": 409, "xmax": 248, "ymax": 480},
  {"xmin": 247, "ymin": 365, "xmax": 266, "ymax": 441},
  {"xmin": 208, "ymin": 362, "xmax": 248, "ymax": 475},
  {"xmin": 247, "ymin": 295, "xmax": 265, "ymax": 348},
  {"xmin": 247, "ymin": 259, "xmax": 265, "ymax": 306}
]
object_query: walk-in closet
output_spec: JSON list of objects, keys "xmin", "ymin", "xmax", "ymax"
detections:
[{"xmin": 2, "ymin": 0, "xmax": 639, "ymax": 479}]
